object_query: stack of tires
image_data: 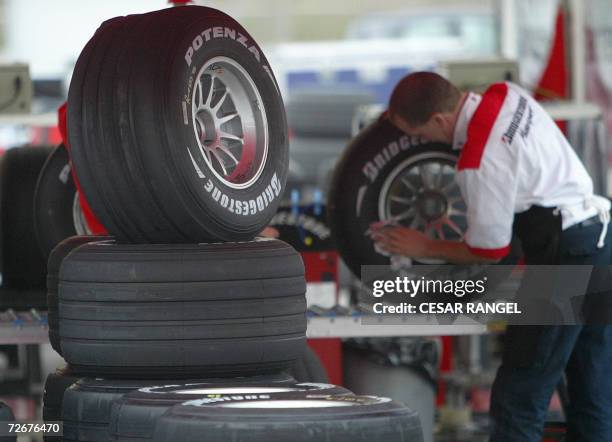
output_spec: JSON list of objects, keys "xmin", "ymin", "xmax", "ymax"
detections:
[{"xmin": 41, "ymin": 5, "xmax": 423, "ymax": 442}]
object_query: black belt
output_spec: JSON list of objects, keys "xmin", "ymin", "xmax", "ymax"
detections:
[{"xmin": 567, "ymin": 215, "xmax": 600, "ymax": 230}]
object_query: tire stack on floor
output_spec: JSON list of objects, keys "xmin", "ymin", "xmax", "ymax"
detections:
[{"xmin": 41, "ymin": 5, "xmax": 423, "ymax": 441}]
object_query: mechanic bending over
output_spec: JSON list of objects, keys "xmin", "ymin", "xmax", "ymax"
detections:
[{"xmin": 372, "ymin": 72, "xmax": 612, "ymax": 441}]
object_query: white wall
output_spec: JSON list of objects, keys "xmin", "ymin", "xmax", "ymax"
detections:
[{"xmin": 0, "ymin": 0, "xmax": 167, "ymax": 78}]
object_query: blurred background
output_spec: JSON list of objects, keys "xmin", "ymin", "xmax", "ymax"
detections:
[{"xmin": 0, "ymin": 1, "xmax": 609, "ymax": 440}]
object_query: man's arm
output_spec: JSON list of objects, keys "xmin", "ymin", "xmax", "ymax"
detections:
[
  {"xmin": 372, "ymin": 226, "xmax": 500, "ymax": 264},
  {"xmin": 422, "ymin": 238, "xmax": 500, "ymax": 264}
]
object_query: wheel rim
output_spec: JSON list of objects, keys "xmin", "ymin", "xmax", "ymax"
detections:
[
  {"xmin": 191, "ymin": 56, "xmax": 268, "ymax": 190},
  {"xmin": 378, "ymin": 152, "xmax": 468, "ymax": 263},
  {"xmin": 72, "ymin": 192, "xmax": 92, "ymax": 236}
]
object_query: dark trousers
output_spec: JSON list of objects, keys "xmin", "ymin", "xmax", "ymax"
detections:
[{"xmin": 489, "ymin": 222, "xmax": 612, "ymax": 441}]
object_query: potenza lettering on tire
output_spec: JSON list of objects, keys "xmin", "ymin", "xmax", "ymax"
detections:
[{"xmin": 185, "ymin": 27, "xmax": 261, "ymax": 67}]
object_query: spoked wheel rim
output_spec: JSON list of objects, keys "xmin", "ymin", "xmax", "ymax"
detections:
[
  {"xmin": 191, "ymin": 56, "xmax": 269, "ymax": 190},
  {"xmin": 378, "ymin": 152, "xmax": 468, "ymax": 264}
]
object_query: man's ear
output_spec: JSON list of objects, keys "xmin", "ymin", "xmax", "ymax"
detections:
[{"xmin": 431, "ymin": 113, "xmax": 446, "ymax": 127}]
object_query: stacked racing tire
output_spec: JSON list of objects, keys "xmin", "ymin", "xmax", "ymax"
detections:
[{"xmin": 40, "ymin": 5, "xmax": 423, "ymax": 441}]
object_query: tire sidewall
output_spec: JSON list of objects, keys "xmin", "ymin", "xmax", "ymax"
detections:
[
  {"xmin": 329, "ymin": 118, "xmax": 454, "ymax": 275},
  {"xmin": 168, "ymin": 15, "xmax": 288, "ymax": 232}
]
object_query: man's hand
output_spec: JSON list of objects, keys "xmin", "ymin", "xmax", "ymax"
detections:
[
  {"xmin": 370, "ymin": 225, "xmax": 431, "ymax": 257},
  {"xmin": 369, "ymin": 222, "xmax": 499, "ymax": 264}
]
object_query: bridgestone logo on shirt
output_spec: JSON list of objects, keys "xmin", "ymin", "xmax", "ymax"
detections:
[
  {"xmin": 503, "ymin": 96, "xmax": 527, "ymax": 144},
  {"xmin": 184, "ymin": 27, "xmax": 261, "ymax": 67}
]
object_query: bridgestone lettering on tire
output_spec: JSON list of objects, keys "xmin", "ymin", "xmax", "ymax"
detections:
[{"xmin": 68, "ymin": 7, "xmax": 288, "ymax": 243}]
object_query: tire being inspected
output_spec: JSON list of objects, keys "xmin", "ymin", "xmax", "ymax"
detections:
[
  {"xmin": 328, "ymin": 116, "xmax": 466, "ymax": 278},
  {"xmin": 328, "ymin": 115, "xmax": 519, "ymax": 294},
  {"xmin": 67, "ymin": 6, "xmax": 288, "ymax": 243}
]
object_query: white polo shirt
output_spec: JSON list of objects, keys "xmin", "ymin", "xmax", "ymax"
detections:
[{"xmin": 453, "ymin": 82, "xmax": 610, "ymax": 259}]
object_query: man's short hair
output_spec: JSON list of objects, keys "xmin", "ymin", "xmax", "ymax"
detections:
[{"xmin": 389, "ymin": 72, "xmax": 462, "ymax": 126}]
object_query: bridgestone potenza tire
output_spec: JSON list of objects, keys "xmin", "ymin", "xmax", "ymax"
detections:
[
  {"xmin": 47, "ymin": 236, "xmax": 111, "ymax": 355},
  {"xmin": 68, "ymin": 6, "xmax": 288, "ymax": 243},
  {"xmin": 152, "ymin": 395, "xmax": 423, "ymax": 442},
  {"xmin": 109, "ymin": 381, "xmax": 348, "ymax": 441},
  {"xmin": 328, "ymin": 116, "xmax": 518, "ymax": 284},
  {"xmin": 58, "ymin": 238, "xmax": 306, "ymax": 378},
  {"xmin": 0, "ymin": 146, "xmax": 52, "ymax": 289},
  {"xmin": 62, "ymin": 374, "xmax": 295, "ymax": 442},
  {"xmin": 34, "ymin": 145, "xmax": 91, "ymax": 259}
]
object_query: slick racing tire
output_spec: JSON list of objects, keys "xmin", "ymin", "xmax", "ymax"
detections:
[
  {"xmin": 328, "ymin": 116, "xmax": 518, "ymax": 284},
  {"xmin": 34, "ymin": 145, "xmax": 92, "ymax": 259},
  {"xmin": 62, "ymin": 374, "xmax": 295, "ymax": 442},
  {"xmin": 58, "ymin": 238, "xmax": 306, "ymax": 378},
  {"xmin": 68, "ymin": 6, "xmax": 288, "ymax": 243},
  {"xmin": 152, "ymin": 395, "xmax": 423, "ymax": 442},
  {"xmin": 0, "ymin": 146, "xmax": 52, "ymax": 289},
  {"xmin": 47, "ymin": 236, "xmax": 111, "ymax": 355},
  {"xmin": 109, "ymin": 381, "xmax": 349, "ymax": 441}
]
